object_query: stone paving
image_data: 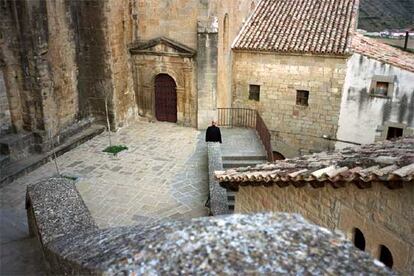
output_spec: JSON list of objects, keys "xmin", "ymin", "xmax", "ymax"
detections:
[{"xmin": 0, "ymin": 121, "xmax": 209, "ymax": 275}]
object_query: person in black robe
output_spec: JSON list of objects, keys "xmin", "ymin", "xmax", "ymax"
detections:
[{"xmin": 205, "ymin": 121, "xmax": 222, "ymax": 143}]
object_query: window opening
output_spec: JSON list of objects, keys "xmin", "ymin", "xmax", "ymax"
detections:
[
  {"xmin": 296, "ymin": 90, "xmax": 309, "ymax": 106},
  {"xmin": 249, "ymin": 85, "xmax": 260, "ymax": 101},
  {"xmin": 353, "ymin": 228, "xmax": 366, "ymax": 251},
  {"xmin": 379, "ymin": 245, "xmax": 393, "ymax": 268},
  {"xmin": 272, "ymin": 151, "xmax": 285, "ymax": 161},
  {"xmin": 223, "ymin": 14, "xmax": 229, "ymax": 52},
  {"xmin": 386, "ymin": 127, "xmax": 403, "ymax": 140},
  {"xmin": 374, "ymin": 82, "xmax": 389, "ymax": 97}
]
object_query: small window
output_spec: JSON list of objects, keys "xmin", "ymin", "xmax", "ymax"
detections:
[
  {"xmin": 223, "ymin": 14, "xmax": 229, "ymax": 52},
  {"xmin": 296, "ymin": 90, "xmax": 309, "ymax": 106},
  {"xmin": 386, "ymin": 127, "xmax": 403, "ymax": 140},
  {"xmin": 374, "ymin": 82, "xmax": 389, "ymax": 97},
  {"xmin": 249, "ymin": 85, "xmax": 260, "ymax": 101},
  {"xmin": 353, "ymin": 228, "xmax": 366, "ymax": 251},
  {"xmin": 272, "ymin": 151, "xmax": 286, "ymax": 161},
  {"xmin": 379, "ymin": 245, "xmax": 393, "ymax": 268}
]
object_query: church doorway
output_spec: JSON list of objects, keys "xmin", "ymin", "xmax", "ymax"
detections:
[{"xmin": 155, "ymin": 74, "xmax": 177, "ymax": 123}]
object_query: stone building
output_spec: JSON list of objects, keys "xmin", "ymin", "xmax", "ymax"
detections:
[
  {"xmin": 336, "ymin": 34, "xmax": 414, "ymax": 149},
  {"xmin": 230, "ymin": 0, "xmax": 414, "ymax": 157},
  {"xmin": 0, "ymin": 0, "xmax": 260, "ymax": 167},
  {"xmin": 231, "ymin": 0, "xmax": 357, "ymax": 157},
  {"xmin": 1, "ymin": 0, "xmax": 413, "ymax": 165},
  {"xmin": 0, "ymin": 0, "xmax": 137, "ymax": 165},
  {"xmin": 216, "ymin": 137, "xmax": 414, "ymax": 274}
]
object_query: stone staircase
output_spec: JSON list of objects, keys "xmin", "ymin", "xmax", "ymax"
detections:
[
  {"xmin": 219, "ymin": 128, "xmax": 269, "ymax": 213},
  {"xmin": 0, "ymin": 125, "xmax": 105, "ymax": 186},
  {"xmin": 0, "ymin": 132, "xmax": 34, "ymax": 168},
  {"xmin": 222, "ymin": 155, "xmax": 267, "ymax": 212}
]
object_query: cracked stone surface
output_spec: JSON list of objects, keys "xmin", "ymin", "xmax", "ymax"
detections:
[{"xmin": 48, "ymin": 213, "xmax": 394, "ymax": 275}]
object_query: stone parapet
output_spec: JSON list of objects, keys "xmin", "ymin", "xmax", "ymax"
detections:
[
  {"xmin": 25, "ymin": 180, "xmax": 394, "ymax": 276},
  {"xmin": 207, "ymin": 142, "xmax": 229, "ymax": 215},
  {"xmin": 26, "ymin": 178, "xmax": 97, "ymax": 245}
]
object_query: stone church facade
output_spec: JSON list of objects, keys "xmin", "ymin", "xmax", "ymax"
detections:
[{"xmin": 0, "ymin": 0, "xmax": 259, "ymax": 159}]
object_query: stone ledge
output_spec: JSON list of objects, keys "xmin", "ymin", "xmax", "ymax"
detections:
[
  {"xmin": 1, "ymin": 124, "xmax": 105, "ymax": 187},
  {"xmin": 26, "ymin": 186, "xmax": 394, "ymax": 276},
  {"xmin": 26, "ymin": 177, "xmax": 98, "ymax": 273},
  {"xmin": 207, "ymin": 142, "xmax": 229, "ymax": 216}
]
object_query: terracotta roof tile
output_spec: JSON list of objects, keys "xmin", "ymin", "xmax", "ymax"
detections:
[
  {"xmin": 233, "ymin": 0, "xmax": 358, "ymax": 55},
  {"xmin": 350, "ymin": 33, "xmax": 414, "ymax": 73},
  {"xmin": 216, "ymin": 138, "xmax": 414, "ymax": 190}
]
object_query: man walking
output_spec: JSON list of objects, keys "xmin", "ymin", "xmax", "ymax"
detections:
[{"xmin": 205, "ymin": 121, "xmax": 222, "ymax": 143}]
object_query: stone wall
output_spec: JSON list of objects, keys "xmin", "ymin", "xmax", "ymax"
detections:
[
  {"xmin": 197, "ymin": 17, "xmax": 219, "ymax": 128},
  {"xmin": 235, "ymin": 183, "xmax": 414, "ymax": 274},
  {"xmin": 207, "ymin": 142, "xmax": 229, "ymax": 215},
  {"xmin": 0, "ymin": 0, "xmax": 103, "ymax": 151},
  {"xmin": 44, "ymin": 1, "xmax": 78, "ymax": 135},
  {"xmin": 216, "ymin": 0, "xmax": 259, "ymax": 109},
  {"xmin": 0, "ymin": 70, "xmax": 12, "ymax": 134},
  {"xmin": 0, "ymin": 1, "xmax": 24, "ymax": 133},
  {"xmin": 26, "ymin": 177, "xmax": 391, "ymax": 275},
  {"xmin": 70, "ymin": 0, "xmax": 111, "ymax": 125},
  {"xmin": 0, "ymin": 0, "xmax": 138, "ymax": 156},
  {"xmin": 0, "ymin": 0, "xmax": 49, "ymax": 134},
  {"xmin": 105, "ymin": 0, "xmax": 138, "ymax": 128},
  {"xmin": 336, "ymin": 53, "xmax": 414, "ymax": 149},
  {"xmin": 232, "ymin": 52, "xmax": 348, "ymax": 156},
  {"xmin": 26, "ymin": 177, "xmax": 98, "ymax": 273}
]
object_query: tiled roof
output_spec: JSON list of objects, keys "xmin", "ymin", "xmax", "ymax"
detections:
[
  {"xmin": 216, "ymin": 138, "xmax": 414, "ymax": 190},
  {"xmin": 233, "ymin": 0, "xmax": 358, "ymax": 55},
  {"xmin": 351, "ymin": 33, "xmax": 414, "ymax": 73}
]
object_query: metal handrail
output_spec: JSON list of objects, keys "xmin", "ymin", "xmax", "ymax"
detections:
[{"xmin": 217, "ymin": 108, "xmax": 273, "ymax": 162}]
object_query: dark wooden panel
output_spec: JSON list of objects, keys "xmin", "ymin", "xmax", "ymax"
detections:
[{"xmin": 155, "ymin": 74, "xmax": 177, "ymax": 123}]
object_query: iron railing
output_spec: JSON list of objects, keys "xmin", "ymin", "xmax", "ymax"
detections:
[
  {"xmin": 217, "ymin": 108, "xmax": 256, "ymax": 128},
  {"xmin": 217, "ymin": 108, "xmax": 273, "ymax": 161}
]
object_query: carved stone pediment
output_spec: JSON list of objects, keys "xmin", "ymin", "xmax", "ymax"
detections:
[{"xmin": 129, "ymin": 37, "xmax": 196, "ymax": 57}]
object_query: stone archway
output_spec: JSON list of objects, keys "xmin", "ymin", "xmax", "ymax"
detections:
[{"xmin": 154, "ymin": 74, "xmax": 177, "ymax": 123}]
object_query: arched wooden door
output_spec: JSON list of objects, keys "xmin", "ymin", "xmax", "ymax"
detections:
[{"xmin": 155, "ymin": 74, "xmax": 177, "ymax": 123}]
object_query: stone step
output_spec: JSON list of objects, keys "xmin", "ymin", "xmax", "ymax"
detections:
[
  {"xmin": 0, "ymin": 124, "xmax": 105, "ymax": 187},
  {"xmin": 222, "ymin": 155, "xmax": 267, "ymax": 161},
  {"xmin": 0, "ymin": 131, "xmax": 34, "ymax": 161}
]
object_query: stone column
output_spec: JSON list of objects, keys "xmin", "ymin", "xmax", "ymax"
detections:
[{"xmin": 197, "ymin": 17, "xmax": 218, "ymax": 129}]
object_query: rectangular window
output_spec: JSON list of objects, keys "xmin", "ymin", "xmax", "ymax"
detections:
[
  {"xmin": 369, "ymin": 76, "xmax": 395, "ymax": 98},
  {"xmin": 296, "ymin": 90, "xmax": 309, "ymax": 106},
  {"xmin": 386, "ymin": 127, "xmax": 403, "ymax": 140},
  {"xmin": 249, "ymin": 85, "xmax": 260, "ymax": 101},
  {"xmin": 375, "ymin": 82, "xmax": 389, "ymax": 97}
]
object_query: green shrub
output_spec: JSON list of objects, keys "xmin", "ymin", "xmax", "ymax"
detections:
[
  {"xmin": 62, "ymin": 175, "xmax": 78, "ymax": 181},
  {"xmin": 103, "ymin": 145, "xmax": 128, "ymax": 155}
]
